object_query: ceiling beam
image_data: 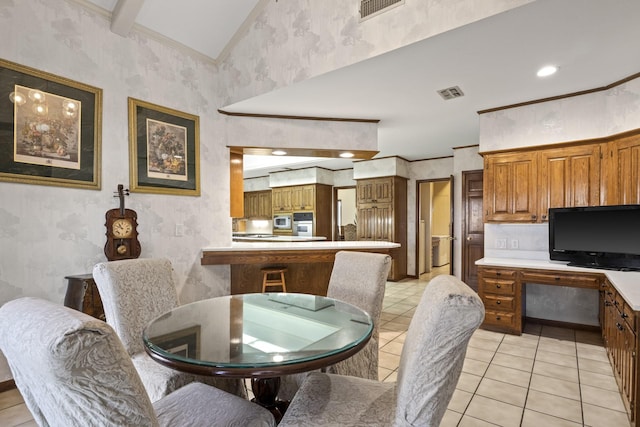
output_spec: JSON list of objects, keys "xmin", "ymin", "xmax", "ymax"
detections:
[{"xmin": 110, "ymin": 0, "xmax": 145, "ymax": 36}]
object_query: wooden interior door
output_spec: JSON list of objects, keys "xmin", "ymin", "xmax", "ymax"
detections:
[{"xmin": 462, "ymin": 170, "xmax": 484, "ymax": 292}]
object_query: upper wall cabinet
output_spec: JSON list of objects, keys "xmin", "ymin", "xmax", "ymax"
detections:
[
  {"xmin": 272, "ymin": 187, "xmax": 293, "ymax": 213},
  {"xmin": 538, "ymin": 144, "xmax": 602, "ymax": 220},
  {"xmin": 244, "ymin": 190, "xmax": 272, "ymax": 219},
  {"xmin": 290, "ymin": 184, "xmax": 316, "ymax": 211},
  {"xmin": 484, "ymin": 132, "xmax": 640, "ymax": 223},
  {"xmin": 605, "ymin": 133, "xmax": 640, "ymax": 205},
  {"xmin": 484, "ymin": 151, "xmax": 538, "ymax": 222}
]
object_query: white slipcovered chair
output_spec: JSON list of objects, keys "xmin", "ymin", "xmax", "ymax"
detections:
[
  {"xmin": 92, "ymin": 258, "xmax": 245, "ymax": 402},
  {"xmin": 278, "ymin": 274, "xmax": 485, "ymax": 427},
  {"xmin": 278, "ymin": 251, "xmax": 391, "ymax": 400},
  {"xmin": 0, "ymin": 297, "xmax": 275, "ymax": 427}
]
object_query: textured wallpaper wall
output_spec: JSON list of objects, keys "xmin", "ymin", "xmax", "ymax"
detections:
[{"xmin": 0, "ymin": 0, "xmax": 530, "ymax": 381}]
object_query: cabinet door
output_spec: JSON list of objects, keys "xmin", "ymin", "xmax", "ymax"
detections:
[
  {"xmin": 357, "ymin": 181, "xmax": 375, "ymax": 204},
  {"xmin": 290, "ymin": 186, "xmax": 303, "ymax": 210},
  {"xmin": 607, "ymin": 134, "xmax": 640, "ymax": 205},
  {"xmin": 243, "ymin": 192, "xmax": 258, "ymax": 218},
  {"xmin": 257, "ymin": 191, "xmax": 272, "ymax": 217},
  {"xmin": 539, "ymin": 144, "xmax": 601, "ymax": 221},
  {"xmin": 301, "ymin": 185, "xmax": 315, "ymax": 210},
  {"xmin": 290, "ymin": 185, "xmax": 315, "ymax": 211},
  {"xmin": 357, "ymin": 204, "xmax": 393, "ymax": 241},
  {"xmin": 272, "ymin": 187, "xmax": 292, "ymax": 212},
  {"xmin": 357, "ymin": 178, "xmax": 393, "ymax": 204},
  {"xmin": 484, "ymin": 152, "xmax": 538, "ymax": 222}
]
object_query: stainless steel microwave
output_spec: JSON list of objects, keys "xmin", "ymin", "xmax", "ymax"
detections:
[{"xmin": 273, "ymin": 214, "xmax": 292, "ymax": 230}]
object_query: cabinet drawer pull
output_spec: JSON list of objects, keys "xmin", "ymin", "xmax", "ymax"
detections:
[
  {"xmin": 496, "ymin": 272, "xmax": 501, "ymax": 276},
  {"xmin": 554, "ymin": 276, "xmax": 560, "ymax": 281},
  {"xmin": 496, "ymin": 300, "xmax": 501, "ymax": 305},
  {"xmin": 614, "ymin": 301, "xmax": 619, "ymax": 306},
  {"xmin": 605, "ymin": 301, "xmax": 612, "ymax": 306},
  {"xmin": 496, "ymin": 316, "xmax": 501, "ymax": 321},
  {"xmin": 622, "ymin": 313, "xmax": 629, "ymax": 319},
  {"xmin": 532, "ymin": 214, "xmax": 537, "ymax": 220},
  {"xmin": 496, "ymin": 284, "xmax": 501, "ymax": 289},
  {"xmin": 617, "ymin": 323, "xmax": 624, "ymax": 331}
]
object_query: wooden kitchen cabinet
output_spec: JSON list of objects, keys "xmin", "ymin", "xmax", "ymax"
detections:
[
  {"xmin": 605, "ymin": 132, "xmax": 640, "ymax": 205},
  {"xmin": 484, "ymin": 131, "xmax": 640, "ymax": 223},
  {"xmin": 271, "ymin": 184, "xmax": 332, "ymax": 238},
  {"xmin": 356, "ymin": 204, "xmax": 393, "ymax": 241},
  {"xmin": 538, "ymin": 144, "xmax": 601, "ymax": 220},
  {"xmin": 244, "ymin": 190, "xmax": 272, "ymax": 219},
  {"xmin": 484, "ymin": 151, "xmax": 538, "ymax": 222},
  {"xmin": 356, "ymin": 178, "xmax": 394, "ymax": 204},
  {"xmin": 272, "ymin": 187, "xmax": 293, "ymax": 212},
  {"xmin": 478, "ymin": 266, "xmax": 523, "ymax": 335},
  {"xmin": 356, "ymin": 176, "xmax": 407, "ymax": 280},
  {"xmin": 478, "ymin": 261, "xmax": 639, "ymax": 423},
  {"xmin": 601, "ymin": 279, "xmax": 637, "ymax": 421},
  {"xmin": 291, "ymin": 184, "xmax": 315, "ymax": 211}
]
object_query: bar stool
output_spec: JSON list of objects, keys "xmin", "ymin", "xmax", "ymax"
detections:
[{"xmin": 261, "ymin": 266, "xmax": 287, "ymax": 293}]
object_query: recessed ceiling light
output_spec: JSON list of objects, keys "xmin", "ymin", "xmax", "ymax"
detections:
[
  {"xmin": 339, "ymin": 152, "xmax": 354, "ymax": 158},
  {"xmin": 272, "ymin": 150, "xmax": 287, "ymax": 156},
  {"xmin": 537, "ymin": 65, "xmax": 558, "ymax": 77}
]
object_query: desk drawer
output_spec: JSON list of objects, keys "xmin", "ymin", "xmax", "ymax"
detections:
[
  {"xmin": 481, "ymin": 279, "xmax": 516, "ymax": 295},
  {"xmin": 483, "ymin": 294, "xmax": 516, "ymax": 311},
  {"xmin": 483, "ymin": 310, "xmax": 516, "ymax": 330},
  {"xmin": 481, "ymin": 268, "xmax": 517, "ymax": 280},
  {"xmin": 520, "ymin": 271, "xmax": 600, "ymax": 289}
]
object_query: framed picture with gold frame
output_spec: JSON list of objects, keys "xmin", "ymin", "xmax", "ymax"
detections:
[
  {"xmin": 0, "ymin": 58, "xmax": 102, "ymax": 189},
  {"xmin": 128, "ymin": 97, "xmax": 200, "ymax": 196}
]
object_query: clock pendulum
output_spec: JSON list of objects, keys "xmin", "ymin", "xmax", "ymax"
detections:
[{"xmin": 104, "ymin": 184, "xmax": 141, "ymax": 261}]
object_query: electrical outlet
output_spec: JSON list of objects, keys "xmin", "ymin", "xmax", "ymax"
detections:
[
  {"xmin": 175, "ymin": 223, "xmax": 184, "ymax": 237},
  {"xmin": 510, "ymin": 239, "xmax": 519, "ymax": 249},
  {"xmin": 496, "ymin": 238, "xmax": 507, "ymax": 249}
]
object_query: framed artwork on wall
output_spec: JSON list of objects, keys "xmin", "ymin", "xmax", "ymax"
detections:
[
  {"xmin": 0, "ymin": 58, "xmax": 102, "ymax": 189},
  {"xmin": 128, "ymin": 97, "xmax": 200, "ymax": 196}
]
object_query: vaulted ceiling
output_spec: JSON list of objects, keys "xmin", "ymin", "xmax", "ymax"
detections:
[{"xmin": 84, "ymin": 0, "xmax": 640, "ymax": 177}]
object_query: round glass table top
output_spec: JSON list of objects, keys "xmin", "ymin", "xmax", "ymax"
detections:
[{"xmin": 143, "ymin": 293, "xmax": 373, "ymax": 376}]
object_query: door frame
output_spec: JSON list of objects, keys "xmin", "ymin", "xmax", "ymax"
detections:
[
  {"xmin": 333, "ymin": 185, "xmax": 356, "ymax": 241},
  {"xmin": 461, "ymin": 169, "xmax": 484, "ymax": 291},
  {"xmin": 415, "ymin": 176, "xmax": 454, "ymax": 278}
]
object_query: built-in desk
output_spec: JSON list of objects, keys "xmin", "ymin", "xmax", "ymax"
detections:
[{"xmin": 476, "ymin": 258, "xmax": 640, "ymax": 425}]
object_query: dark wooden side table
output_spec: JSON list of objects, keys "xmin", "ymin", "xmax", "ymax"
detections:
[{"xmin": 63, "ymin": 274, "xmax": 105, "ymax": 321}]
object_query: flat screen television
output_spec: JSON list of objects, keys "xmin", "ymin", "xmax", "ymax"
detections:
[{"xmin": 548, "ymin": 204, "xmax": 640, "ymax": 271}]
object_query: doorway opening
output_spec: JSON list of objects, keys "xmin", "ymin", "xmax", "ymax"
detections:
[
  {"xmin": 416, "ymin": 177, "xmax": 453, "ymax": 279},
  {"xmin": 334, "ymin": 187, "xmax": 357, "ymax": 241}
]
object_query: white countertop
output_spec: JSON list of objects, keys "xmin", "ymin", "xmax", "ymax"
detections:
[
  {"xmin": 477, "ymin": 257, "xmax": 640, "ymax": 310},
  {"xmin": 203, "ymin": 241, "xmax": 401, "ymax": 252}
]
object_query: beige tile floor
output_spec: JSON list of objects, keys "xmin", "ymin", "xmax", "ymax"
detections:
[{"xmin": 0, "ymin": 265, "xmax": 631, "ymax": 426}]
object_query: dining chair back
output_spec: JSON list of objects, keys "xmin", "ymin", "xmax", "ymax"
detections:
[
  {"xmin": 93, "ymin": 258, "xmax": 245, "ymax": 401},
  {"xmin": 326, "ymin": 250, "xmax": 391, "ymax": 379},
  {"xmin": 278, "ymin": 251, "xmax": 391, "ymax": 401},
  {"xmin": 0, "ymin": 297, "xmax": 275, "ymax": 427},
  {"xmin": 278, "ymin": 274, "xmax": 484, "ymax": 427}
]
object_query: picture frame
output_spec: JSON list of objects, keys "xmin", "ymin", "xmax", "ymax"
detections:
[
  {"xmin": 128, "ymin": 97, "xmax": 200, "ymax": 196},
  {"xmin": 0, "ymin": 58, "xmax": 102, "ymax": 189},
  {"xmin": 150, "ymin": 325, "xmax": 201, "ymax": 359}
]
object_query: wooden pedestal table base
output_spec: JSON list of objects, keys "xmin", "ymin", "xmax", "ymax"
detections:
[{"xmin": 251, "ymin": 377, "xmax": 289, "ymax": 422}]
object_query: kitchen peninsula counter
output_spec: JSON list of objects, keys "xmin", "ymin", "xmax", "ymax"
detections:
[{"xmin": 202, "ymin": 241, "xmax": 401, "ymax": 295}]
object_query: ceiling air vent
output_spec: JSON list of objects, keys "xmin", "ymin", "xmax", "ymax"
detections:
[
  {"xmin": 437, "ymin": 86, "xmax": 465, "ymax": 100},
  {"xmin": 360, "ymin": 0, "xmax": 404, "ymax": 19}
]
